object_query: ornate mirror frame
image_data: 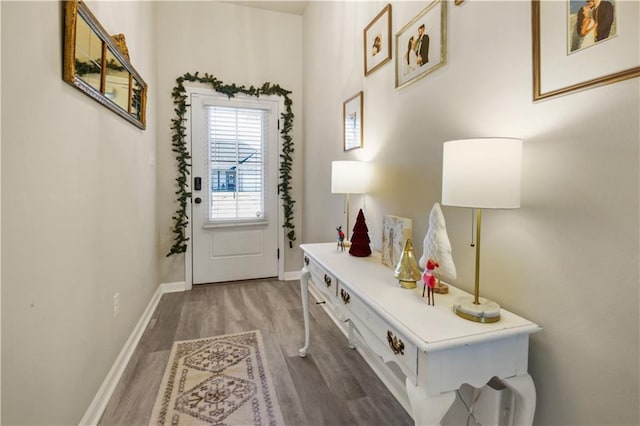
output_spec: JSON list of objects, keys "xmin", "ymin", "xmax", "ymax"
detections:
[{"xmin": 63, "ymin": 0, "xmax": 147, "ymax": 129}]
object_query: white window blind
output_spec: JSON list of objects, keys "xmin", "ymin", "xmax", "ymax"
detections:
[{"xmin": 207, "ymin": 105, "xmax": 266, "ymax": 222}]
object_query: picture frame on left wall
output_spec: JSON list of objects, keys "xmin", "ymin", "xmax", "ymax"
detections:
[
  {"xmin": 343, "ymin": 91, "xmax": 363, "ymax": 151},
  {"xmin": 395, "ymin": 0, "xmax": 447, "ymax": 89},
  {"xmin": 364, "ymin": 4, "xmax": 392, "ymax": 76}
]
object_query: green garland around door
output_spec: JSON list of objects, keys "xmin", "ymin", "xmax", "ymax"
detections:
[{"xmin": 167, "ymin": 72, "xmax": 296, "ymax": 257}]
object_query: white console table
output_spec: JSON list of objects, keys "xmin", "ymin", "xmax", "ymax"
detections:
[{"xmin": 299, "ymin": 243, "xmax": 541, "ymax": 426}]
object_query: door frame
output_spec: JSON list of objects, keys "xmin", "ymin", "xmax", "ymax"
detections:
[{"xmin": 183, "ymin": 86, "xmax": 285, "ymax": 290}]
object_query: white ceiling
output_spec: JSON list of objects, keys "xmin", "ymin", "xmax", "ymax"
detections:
[{"xmin": 229, "ymin": 1, "xmax": 309, "ymax": 16}]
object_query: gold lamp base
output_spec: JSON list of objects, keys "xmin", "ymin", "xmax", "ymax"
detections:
[{"xmin": 453, "ymin": 297, "xmax": 501, "ymax": 323}]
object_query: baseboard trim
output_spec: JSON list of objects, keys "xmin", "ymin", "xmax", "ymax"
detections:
[
  {"xmin": 80, "ymin": 282, "xmax": 185, "ymax": 425},
  {"xmin": 283, "ymin": 270, "xmax": 301, "ymax": 281},
  {"xmin": 161, "ymin": 281, "xmax": 186, "ymax": 293}
]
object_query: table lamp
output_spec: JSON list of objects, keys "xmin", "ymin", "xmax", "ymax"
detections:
[
  {"xmin": 441, "ymin": 138, "xmax": 523, "ymax": 323},
  {"xmin": 331, "ymin": 161, "xmax": 370, "ymax": 245}
]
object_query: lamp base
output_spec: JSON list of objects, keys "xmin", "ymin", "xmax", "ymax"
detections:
[
  {"xmin": 453, "ymin": 297, "xmax": 501, "ymax": 323},
  {"xmin": 344, "ymin": 240, "xmax": 352, "ymax": 247}
]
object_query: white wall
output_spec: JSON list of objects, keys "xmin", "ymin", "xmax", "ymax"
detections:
[
  {"xmin": 156, "ymin": 2, "xmax": 304, "ymax": 284},
  {"xmin": 1, "ymin": 1, "xmax": 158, "ymax": 424},
  {"xmin": 303, "ymin": 1, "xmax": 639, "ymax": 425}
]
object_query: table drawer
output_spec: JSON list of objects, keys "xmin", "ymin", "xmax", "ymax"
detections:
[
  {"xmin": 337, "ymin": 285, "xmax": 418, "ymax": 380},
  {"xmin": 304, "ymin": 254, "xmax": 338, "ymax": 301}
]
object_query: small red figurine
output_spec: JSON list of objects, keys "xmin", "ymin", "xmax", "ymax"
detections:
[
  {"xmin": 422, "ymin": 258, "xmax": 439, "ymax": 306},
  {"xmin": 336, "ymin": 226, "xmax": 345, "ymax": 252}
]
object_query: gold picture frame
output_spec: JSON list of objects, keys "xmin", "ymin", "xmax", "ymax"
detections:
[
  {"xmin": 343, "ymin": 91, "xmax": 363, "ymax": 151},
  {"xmin": 364, "ymin": 4, "xmax": 392, "ymax": 77},
  {"xmin": 532, "ymin": 0, "xmax": 639, "ymax": 101},
  {"xmin": 395, "ymin": 0, "xmax": 447, "ymax": 89}
]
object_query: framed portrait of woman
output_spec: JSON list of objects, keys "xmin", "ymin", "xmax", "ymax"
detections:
[{"xmin": 395, "ymin": 0, "xmax": 447, "ymax": 89}]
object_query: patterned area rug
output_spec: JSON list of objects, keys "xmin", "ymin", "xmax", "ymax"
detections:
[{"xmin": 149, "ymin": 330, "xmax": 284, "ymax": 425}]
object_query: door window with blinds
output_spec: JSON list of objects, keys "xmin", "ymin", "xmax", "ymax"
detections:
[{"xmin": 206, "ymin": 105, "xmax": 268, "ymax": 222}]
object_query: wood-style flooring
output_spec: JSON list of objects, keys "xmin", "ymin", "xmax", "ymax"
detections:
[{"xmin": 98, "ymin": 279, "xmax": 413, "ymax": 426}]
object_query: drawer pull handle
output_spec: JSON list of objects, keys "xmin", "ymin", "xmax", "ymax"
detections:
[
  {"xmin": 324, "ymin": 274, "xmax": 332, "ymax": 287},
  {"xmin": 387, "ymin": 331, "xmax": 405, "ymax": 355},
  {"xmin": 304, "ymin": 256, "xmax": 309, "ymax": 266},
  {"xmin": 340, "ymin": 289, "xmax": 351, "ymax": 304}
]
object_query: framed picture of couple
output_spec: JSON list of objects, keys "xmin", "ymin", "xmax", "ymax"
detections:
[
  {"xmin": 394, "ymin": 0, "xmax": 447, "ymax": 89},
  {"xmin": 532, "ymin": 0, "xmax": 639, "ymax": 101}
]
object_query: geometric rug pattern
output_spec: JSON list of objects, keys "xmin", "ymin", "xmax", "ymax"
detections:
[{"xmin": 149, "ymin": 330, "xmax": 284, "ymax": 425}]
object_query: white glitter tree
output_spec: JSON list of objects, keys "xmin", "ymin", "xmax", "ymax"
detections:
[{"xmin": 419, "ymin": 203, "xmax": 457, "ymax": 281}]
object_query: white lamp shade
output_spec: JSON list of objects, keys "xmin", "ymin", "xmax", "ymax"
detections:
[
  {"xmin": 331, "ymin": 161, "xmax": 370, "ymax": 194},
  {"xmin": 442, "ymin": 138, "xmax": 522, "ymax": 209}
]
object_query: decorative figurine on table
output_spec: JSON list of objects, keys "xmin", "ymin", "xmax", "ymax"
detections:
[
  {"xmin": 422, "ymin": 258, "xmax": 439, "ymax": 306},
  {"xmin": 419, "ymin": 203, "xmax": 457, "ymax": 294},
  {"xmin": 394, "ymin": 239, "xmax": 422, "ymax": 289},
  {"xmin": 349, "ymin": 209, "xmax": 372, "ymax": 257},
  {"xmin": 336, "ymin": 226, "xmax": 345, "ymax": 252}
]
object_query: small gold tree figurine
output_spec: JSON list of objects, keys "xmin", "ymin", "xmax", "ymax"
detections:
[{"xmin": 394, "ymin": 239, "xmax": 422, "ymax": 289}]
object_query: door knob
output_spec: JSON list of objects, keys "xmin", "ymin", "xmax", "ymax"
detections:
[{"xmin": 194, "ymin": 197, "xmax": 202, "ymax": 204}]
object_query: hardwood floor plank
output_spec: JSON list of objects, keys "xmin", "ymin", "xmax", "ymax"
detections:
[
  {"xmin": 198, "ymin": 284, "xmax": 227, "ymax": 338},
  {"xmin": 138, "ymin": 292, "xmax": 184, "ymax": 352},
  {"xmin": 265, "ymin": 286, "xmax": 306, "ymax": 358},
  {"xmin": 284, "ymin": 353, "xmax": 357, "ymax": 426},
  {"xmin": 99, "ymin": 350, "xmax": 170, "ymax": 425},
  {"xmin": 259, "ymin": 329, "xmax": 309, "ymax": 426},
  {"xmin": 345, "ymin": 394, "xmax": 412, "ymax": 426},
  {"xmin": 173, "ymin": 300, "xmax": 204, "ymax": 342}
]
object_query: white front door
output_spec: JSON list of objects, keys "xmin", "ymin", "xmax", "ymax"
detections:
[{"xmin": 191, "ymin": 92, "xmax": 279, "ymax": 284}]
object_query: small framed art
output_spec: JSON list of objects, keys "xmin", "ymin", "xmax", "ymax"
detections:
[
  {"xmin": 382, "ymin": 215, "xmax": 413, "ymax": 269},
  {"xmin": 532, "ymin": 0, "xmax": 639, "ymax": 101},
  {"xmin": 343, "ymin": 91, "xmax": 363, "ymax": 151},
  {"xmin": 364, "ymin": 4, "xmax": 392, "ymax": 77},
  {"xmin": 395, "ymin": 0, "xmax": 447, "ymax": 89}
]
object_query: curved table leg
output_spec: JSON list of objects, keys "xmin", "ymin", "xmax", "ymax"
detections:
[
  {"xmin": 406, "ymin": 378, "xmax": 457, "ymax": 426},
  {"xmin": 298, "ymin": 267, "xmax": 310, "ymax": 357},
  {"xmin": 503, "ymin": 374, "xmax": 536, "ymax": 426}
]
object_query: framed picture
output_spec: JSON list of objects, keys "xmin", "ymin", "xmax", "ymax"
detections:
[
  {"xmin": 364, "ymin": 4, "xmax": 392, "ymax": 77},
  {"xmin": 382, "ymin": 216, "xmax": 413, "ymax": 269},
  {"xmin": 395, "ymin": 0, "xmax": 447, "ymax": 89},
  {"xmin": 532, "ymin": 0, "xmax": 639, "ymax": 101},
  {"xmin": 343, "ymin": 91, "xmax": 363, "ymax": 151}
]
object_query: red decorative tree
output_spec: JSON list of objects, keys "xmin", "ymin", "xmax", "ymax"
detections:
[{"xmin": 349, "ymin": 209, "xmax": 372, "ymax": 257}]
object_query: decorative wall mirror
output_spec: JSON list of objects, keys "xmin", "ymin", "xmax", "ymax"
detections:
[{"xmin": 63, "ymin": 1, "xmax": 147, "ymax": 129}]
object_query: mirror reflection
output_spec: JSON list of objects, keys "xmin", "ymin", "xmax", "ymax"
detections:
[
  {"xmin": 104, "ymin": 48, "xmax": 130, "ymax": 112},
  {"xmin": 74, "ymin": 13, "xmax": 102, "ymax": 93},
  {"xmin": 63, "ymin": 0, "xmax": 147, "ymax": 129},
  {"xmin": 131, "ymin": 79, "xmax": 144, "ymax": 121}
]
